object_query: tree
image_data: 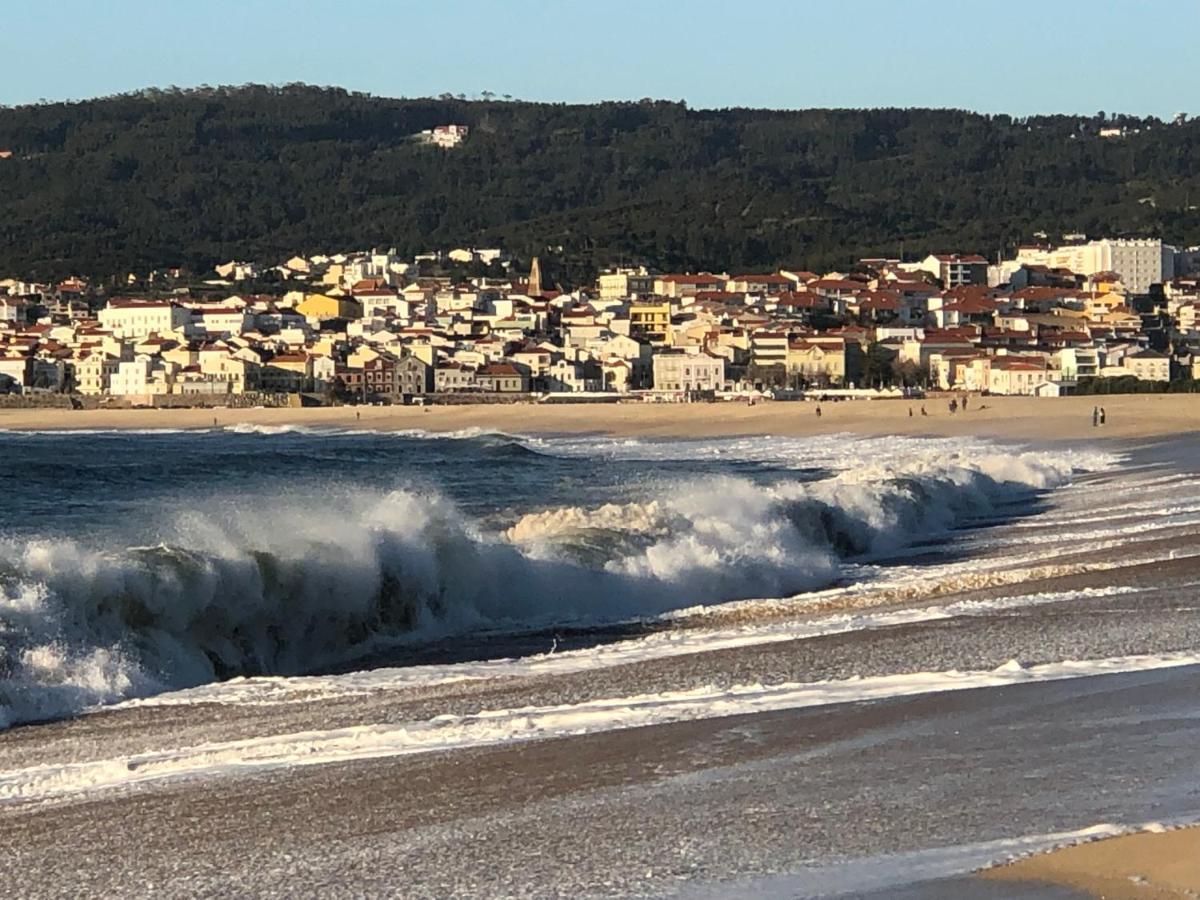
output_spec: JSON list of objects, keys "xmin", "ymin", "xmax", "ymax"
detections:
[
  {"xmin": 891, "ymin": 359, "xmax": 925, "ymax": 387},
  {"xmin": 0, "ymin": 86, "xmax": 1195, "ymax": 280},
  {"xmin": 861, "ymin": 343, "xmax": 899, "ymax": 387}
]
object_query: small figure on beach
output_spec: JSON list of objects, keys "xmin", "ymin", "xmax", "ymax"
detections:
[
  {"xmin": 815, "ymin": 405, "xmax": 822, "ymax": 418},
  {"xmin": 1100, "ymin": 407, "xmax": 1107, "ymax": 426},
  {"xmin": 1092, "ymin": 406, "xmax": 1100, "ymax": 427},
  {"xmin": 908, "ymin": 407, "xmax": 913, "ymax": 417},
  {"xmin": 356, "ymin": 411, "xmax": 361, "ymax": 421},
  {"xmin": 949, "ymin": 399, "xmax": 958, "ymax": 414},
  {"xmin": 921, "ymin": 405, "xmax": 928, "ymax": 416},
  {"xmin": 212, "ymin": 416, "xmax": 217, "ymax": 427},
  {"xmin": 961, "ymin": 395, "xmax": 968, "ymax": 412}
]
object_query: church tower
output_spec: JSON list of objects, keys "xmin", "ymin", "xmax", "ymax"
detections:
[{"xmin": 528, "ymin": 256, "xmax": 543, "ymax": 296}]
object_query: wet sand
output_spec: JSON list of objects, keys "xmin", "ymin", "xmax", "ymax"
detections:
[
  {"xmin": 980, "ymin": 826, "xmax": 1200, "ymax": 899},
  {"xmin": 5, "ymin": 667, "xmax": 1200, "ymax": 899},
  {"xmin": 2, "ymin": 393, "xmax": 1199, "ymax": 441}
]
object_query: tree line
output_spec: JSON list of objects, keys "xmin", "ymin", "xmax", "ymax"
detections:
[{"xmin": 1, "ymin": 85, "xmax": 1198, "ymax": 281}]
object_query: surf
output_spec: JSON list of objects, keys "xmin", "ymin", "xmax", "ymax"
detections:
[{"xmin": 0, "ymin": 435, "xmax": 1102, "ymax": 728}]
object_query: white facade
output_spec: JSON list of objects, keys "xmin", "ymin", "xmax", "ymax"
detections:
[
  {"xmin": 73, "ymin": 354, "xmax": 120, "ymax": 395},
  {"xmin": 1124, "ymin": 352, "xmax": 1170, "ymax": 381},
  {"xmin": 196, "ymin": 309, "xmax": 252, "ymax": 338},
  {"xmin": 421, "ymin": 124, "xmax": 469, "ymax": 149},
  {"xmin": 108, "ymin": 356, "xmax": 173, "ymax": 396},
  {"xmin": 1016, "ymin": 238, "xmax": 1172, "ymax": 294},
  {"xmin": 652, "ymin": 352, "xmax": 725, "ymax": 391},
  {"xmin": 99, "ymin": 302, "xmax": 192, "ymax": 339}
]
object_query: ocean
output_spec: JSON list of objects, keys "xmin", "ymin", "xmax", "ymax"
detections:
[
  {"xmin": 3, "ymin": 426, "xmax": 1200, "ymax": 897},
  {"xmin": 0, "ymin": 426, "xmax": 1104, "ymax": 728}
]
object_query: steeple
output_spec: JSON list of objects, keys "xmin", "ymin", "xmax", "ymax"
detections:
[{"xmin": 528, "ymin": 256, "xmax": 543, "ymax": 296}]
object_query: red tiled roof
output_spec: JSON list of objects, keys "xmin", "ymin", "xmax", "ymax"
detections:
[
  {"xmin": 478, "ymin": 363, "xmax": 521, "ymax": 376},
  {"xmin": 659, "ymin": 274, "xmax": 724, "ymax": 284}
]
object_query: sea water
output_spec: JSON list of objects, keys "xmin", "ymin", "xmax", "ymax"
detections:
[{"xmin": 0, "ymin": 426, "xmax": 1111, "ymax": 727}]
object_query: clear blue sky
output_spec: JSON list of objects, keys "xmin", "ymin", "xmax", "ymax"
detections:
[{"xmin": 4, "ymin": 0, "xmax": 1196, "ymax": 116}]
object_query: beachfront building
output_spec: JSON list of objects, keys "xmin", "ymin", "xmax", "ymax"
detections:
[
  {"xmin": 396, "ymin": 355, "xmax": 434, "ymax": 397},
  {"xmin": 108, "ymin": 356, "xmax": 174, "ymax": 396},
  {"xmin": 962, "ymin": 357, "xmax": 1049, "ymax": 395},
  {"xmin": 1123, "ymin": 350, "xmax": 1171, "ymax": 381},
  {"xmin": 652, "ymin": 350, "xmax": 725, "ymax": 392},
  {"xmin": 787, "ymin": 338, "xmax": 847, "ymax": 385},
  {"xmin": 474, "ymin": 363, "xmax": 529, "ymax": 393},
  {"xmin": 259, "ymin": 354, "xmax": 312, "ymax": 392},
  {"xmin": 72, "ymin": 352, "xmax": 121, "ymax": 395}
]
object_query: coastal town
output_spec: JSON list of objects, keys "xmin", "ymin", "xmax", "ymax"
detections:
[{"xmin": 1, "ymin": 235, "xmax": 1199, "ymax": 406}]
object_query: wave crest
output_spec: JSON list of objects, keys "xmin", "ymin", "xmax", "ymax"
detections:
[{"xmin": 1, "ymin": 447, "xmax": 1083, "ymax": 727}]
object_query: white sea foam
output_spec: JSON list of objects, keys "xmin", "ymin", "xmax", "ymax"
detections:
[
  {"xmin": 123, "ymin": 584, "xmax": 1145, "ymax": 710},
  {"xmin": 4, "ymin": 651, "xmax": 1198, "ymax": 806},
  {"xmin": 222, "ymin": 422, "xmax": 324, "ymax": 435},
  {"xmin": 0, "ymin": 436, "xmax": 1113, "ymax": 727}
]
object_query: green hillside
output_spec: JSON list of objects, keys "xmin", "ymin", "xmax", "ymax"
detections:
[{"xmin": 0, "ymin": 84, "xmax": 1197, "ymax": 280}]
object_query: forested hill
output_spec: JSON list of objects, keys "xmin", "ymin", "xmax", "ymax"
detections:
[{"xmin": 1, "ymin": 84, "xmax": 1198, "ymax": 281}]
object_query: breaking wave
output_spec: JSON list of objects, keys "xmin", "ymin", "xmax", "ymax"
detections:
[{"xmin": 0, "ymin": 447, "xmax": 1087, "ymax": 727}]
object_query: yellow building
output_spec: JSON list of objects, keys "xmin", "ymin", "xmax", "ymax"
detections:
[
  {"xmin": 629, "ymin": 301, "xmax": 672, "ymax": 345},
  {"xmin": 786, "ymin": 339, "xmax": 846, "ymax": 385},
  {"xmin": 1085, "ymin": 291, "xmax": 1127, "ymax": 319},
  {"xmin": 296, "ymin": 293, "xmax": 362, "ymax": 321},
  {"xmin": 259, "ymin": 353, "xmax": 312, "ymax": 392}
]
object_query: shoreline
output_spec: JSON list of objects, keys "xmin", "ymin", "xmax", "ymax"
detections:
[
  {"xmin": 979, "ymin": 824, "xmax": 1200, "ymax": 898},
  {"xmin": 0, "ymin": 393, "xmax": 1198, "ymax": 442}
]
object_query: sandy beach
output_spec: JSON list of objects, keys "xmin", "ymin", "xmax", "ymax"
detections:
[
  {"xmin": 2, "ymin": 393, "xmax": 1200, "ymax": 441},
  {"xmin": 4, "ymin": 397, "xmax": 1200, "ymax": 898},
  {"xmin": 981, "ymin": 826, "xmax": 1200, "ymax": 898}
]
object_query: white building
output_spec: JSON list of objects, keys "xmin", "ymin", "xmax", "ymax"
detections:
[
  {"xmin": 652, "ymin": 351, "xmax": 726, "ymax": 392},
  {"xmin": 213, "ymin": 260, "xmax": 260, "ymax": 281},
  {"xmin": 545, "ymin": 359, "xmax": 601, "ymax": 393},
  {"xmin": 99, "ymin": 301, "xmax": 192, "ymax": 339},
  {"xmin": 192, "ymin": 307, "xmax": 252, "ymax": 338},
  {"xmin": 598, "ymin": 267, "xmax": 655, "ymax": 300},
  {"xmin": 108, "ymin": 356, "xmax": 174, "ymax": 396},
  {"xmin": 1016, "ymin": 238, "xmax": 1173, "ymax": 294},
  {"xmin": 1123, "ymin": 350, "xmax": 1170, "ymax": 381},
  {"xmin": 72, "ymin": 353, "xmax": 120, "ymax": 395},
  {"xmin": 419, "ymin": 124, "xmax": 469, "ymax": 149}
]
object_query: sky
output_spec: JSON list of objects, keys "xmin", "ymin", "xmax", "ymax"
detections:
[{"xmin": 3, "ymin": 0, "xmax": 1197, "ymax": 117}]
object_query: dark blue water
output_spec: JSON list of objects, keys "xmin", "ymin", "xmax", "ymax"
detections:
[{"xmin": 0, "ymin": 428, "xmax": 817, "ymax": 543}]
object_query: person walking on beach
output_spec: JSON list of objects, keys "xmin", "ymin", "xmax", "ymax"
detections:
[
  {"xmin": 961, "ymin": 395, "xmax": 968, "ymax": 412},
  {"xmin": 949, "ymin": 399, "xmax": 957, "ymax": 414},
  {"xmin": 815, "ymin": 405, "xmax": 822, "ymax": 418},
  {"xmin": 908, "ymin": 407, "xmax": 913, "ymax": 417},
  {"xmin": 1092, "ymin": 406, "xmax": 1100, "ymax": 427},
  {"xmin": 921, "ymin": 405, "xmax": 928, "ymax": 416},
  {"xmin": 1100, "ymin": 407, "xmax": 1106, "ymax": 426}
]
